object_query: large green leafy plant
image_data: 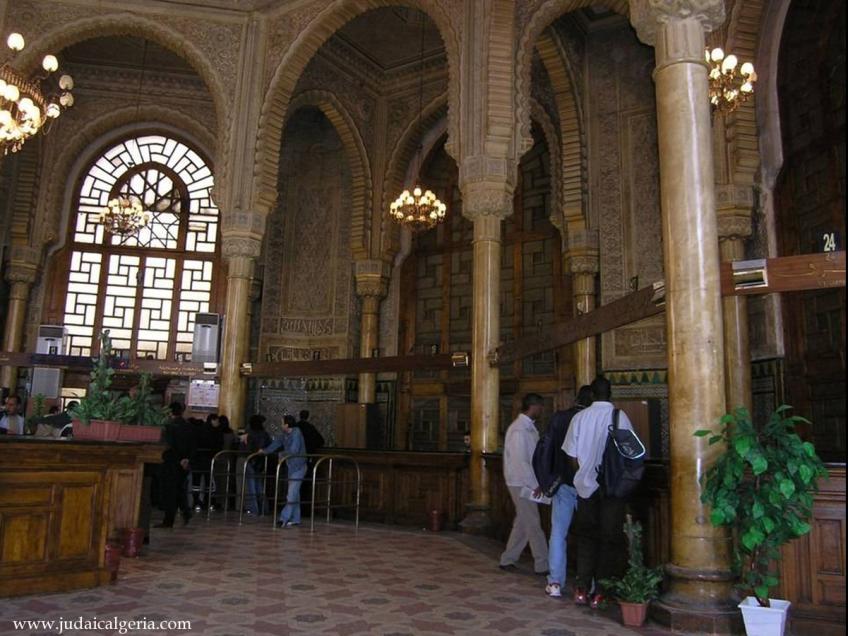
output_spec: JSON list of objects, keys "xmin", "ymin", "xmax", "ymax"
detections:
[
  {"xmin": 123, "ymin": 372, "xmax": 169, "ymax": 427},
  {"xmin": 599, "ymin": 515, "xmax": 663, "ymax": 603},
  {"xmin": 696, "ymin": 406, "xmax": 828, "ymax": 607},
  {"xmin": 68, "ymin": 330, "xmax": 130, "ymax": 425}
]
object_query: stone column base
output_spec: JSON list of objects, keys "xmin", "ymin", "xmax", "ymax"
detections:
[
  {"xmin": 459, "ymin": 507, "xmax": 492, "ymax": 535},
  {"xmin": 651, "ymin": 598, "xmax": 745, "ymax": 634}
]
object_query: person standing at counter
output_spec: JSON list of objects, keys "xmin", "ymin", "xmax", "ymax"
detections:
[
  {"xmin": 0, "ymin": 395, "xmax": 25, "ymax": 435},
  {"xmin": 257, "ymin": 415, "xmax": 307, "ymax": 528},
  {"xmin": 156, "ymin": 402, "xmax": 196, "ymax": 528}
]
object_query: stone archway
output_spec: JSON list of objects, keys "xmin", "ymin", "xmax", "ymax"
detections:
[
  {"xmin": 254, "ymin": 0, "xmax": 460, "ymax": 217},
  {"xmin": 534, "ymin": 28, "xmax": 586, "ymax": 233},
  {"xmin": 286, "ymin": 90, "xmax": 373, "ymax": 261},
  {"xmin": 11, "ymin": 13, "xmax": 228, "ymax": 138},
  {"xmin": 515, "ymin": 0, "xmax": 627, "ymax": 157},
  {"xmin": 529, "ymin": 98, "xmax": 563, "ymax": 236}
]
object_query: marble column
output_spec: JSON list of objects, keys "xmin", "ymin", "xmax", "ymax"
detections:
[
  {"xmin": 1, "ymin": 259, "xmax": 39, "ymax": 392},
  {"xmin": 219, "ymin": 236, "xmax": 261, "ymax": 428},
  {"xmin": 717, "ymin": 189, "xmax": 754, "ymax": 412},
  {"xmin": 631, "ymin": 1, "xmax": 737, "ymax": 631},
  {"xmin": 354, "ymin": 261, "xmax": 390, "ymax": 404},
  {"xmin": 566, "ymin": 230, "xmax": 599, "ymax": 388},
  {"xmin": 459, "ymin": 179, "xmax": 512, "ymax": 532}
]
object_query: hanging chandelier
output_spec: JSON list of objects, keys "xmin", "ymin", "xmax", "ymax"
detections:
[
  {"xmin": 389, "ymin": 187, "xmax": 447, "ymax": 230},
  {"xmin": 0, "ymin": 32, "xmax": 74, "ymax": 155},
  {"xmin": 97, "ymin": 195, "xmax": 150, "ymax": 236},
  {"xmin": 388, "ymin": 13, "xmax": 447, "ymax": 232},
  {"xmin": 706, "ymin": 48, "xmax": 757, "ymax": 116}
]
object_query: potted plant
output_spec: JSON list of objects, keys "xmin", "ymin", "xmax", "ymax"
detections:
[
  {"xmin": 69, "ymin": 330, "xmax": 129, "ymax": 441},
  {"xmin": 116, "ymin": 372, "xmax": 168, "ymax": 442},
  {"xmin": 599, "ymin": 514, "xmax": 663, "ymax": 627},
  {"xmin": 25, "ymin": 393, "xmax": 47, "ymax": 435},
  {"xmin": 696, "ymin": 406, "xmax": 828, "ymax": 636}
]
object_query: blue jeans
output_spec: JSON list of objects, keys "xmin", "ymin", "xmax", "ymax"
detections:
[
  {"xmin": 548, "ymin": 485, "xmax": 578, "ymax": 586},
  {"xmin": 279, "ymin": 466, "xmax": 307, "ymax": 524}
]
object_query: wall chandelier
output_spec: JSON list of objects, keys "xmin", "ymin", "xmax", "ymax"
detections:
[
  {"xmin": 706, "ymin": 48, "xmax": 756, "ymax": 116},
  {"xmin": 97, "ymin": 195, "xmax": 150, "ymax": 236},
  {"xmin": 388, "ymin": 12, "xmax": 446, "ymax": 232},
  {"xmin": 0, "ymin": 32, "xmax": 74, "ymax": 155}
]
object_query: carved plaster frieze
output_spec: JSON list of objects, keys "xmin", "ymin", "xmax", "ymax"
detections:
[
  {"xmin": 715, "ymin": 183, "xmax": 754, "ymax": 211},
  {"xmin": 630, "ymin": 0, "xmax": 726, "ymax": 46},
  {"xmin": 567, "ymin": 228, "xmax": 600, "ymax": 253},
  {"xmin": 221, "ymin": 212, "xmax": 267, "ymax": 238}
]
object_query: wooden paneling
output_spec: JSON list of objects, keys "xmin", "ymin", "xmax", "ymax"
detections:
[{"xmin": 0, "ymin": 438, "xmax": 163, "ymax": 598}]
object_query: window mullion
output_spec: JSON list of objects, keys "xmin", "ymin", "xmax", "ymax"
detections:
[{"xmin": 130, "ymin": 258, "xmax": 147, "ymax": 361}]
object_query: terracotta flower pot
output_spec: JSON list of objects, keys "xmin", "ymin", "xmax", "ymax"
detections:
[
  {"xmin": 117, "ymin": 425, "xmax": 162, "ymax": 442},
  {"xmin": 120, "ymin": 527, "xmax": 145, "ymax": 558},
  {"xmin": 104, "ymin": 543, "xmax": 122, "ymax": 583},
  {"xmin": 73, "ymin": 419, "xmax": 121, "ymax": 441},
  {"xmin": 429, "ymin": 509, "xmax": 443, "ymax": 532},
  {"xmin": 619, "ymin": 601, "xmax": 649, "ymax": 627}
]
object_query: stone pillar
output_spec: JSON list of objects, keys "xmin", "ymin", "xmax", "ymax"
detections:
[
  {"xmin": 566, "ymin": 229, "xmax": 599, "ymax": 387},
  {"xmin": 630, "ymin": 1, "xmax": 738, "ymax": 631},
  {"xmin": 219, "ymin": 234, "xmax": 261, "ymax": 428},
  {"xmin": 354, "ymin": 260, "xmax": 390, "ymax": 404},
  {"xmin": 717, "ymin": 186, "xmax": 754, "ymax": 412},
  {"xmin": 1, "ymin": 256, "xmax": 39, "ymax": 392},
  {"xmin": 459, "ymin": 177, "xmax": 513, "ymax": 532}
]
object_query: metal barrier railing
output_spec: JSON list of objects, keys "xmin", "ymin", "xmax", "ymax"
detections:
[
  {"xmin": 206, "ymin": 450, "xmax": 251, "ymax": 520},
  {"xmin": 268, "ymin": 454, "xmax": 361, "ymax": 532}
]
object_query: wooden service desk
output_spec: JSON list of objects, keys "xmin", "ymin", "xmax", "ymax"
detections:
[{"xmin": 0, "ymin": 436, "xmax": 164, "ymax": 597}]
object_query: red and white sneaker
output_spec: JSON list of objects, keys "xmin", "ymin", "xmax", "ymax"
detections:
[
  {"xmin": 545, "ymin": 582, "xmax": 562, "ymax": 598},
  {"xmin": 573, "ymin": 587, "xmax": 589, "ymax": 605},
  {"xmin": 590, "ymin": 593, "xmax": 607, "ymax": 609}
]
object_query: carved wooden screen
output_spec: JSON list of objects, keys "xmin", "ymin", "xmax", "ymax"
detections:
[{"xmin": 63, "ymin": 135, "xmax": 219, "ymax": 360}]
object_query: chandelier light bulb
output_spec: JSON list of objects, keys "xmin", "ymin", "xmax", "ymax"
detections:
[
  {"xmin": 59, "ymin": 92, "xmax": 74, "ymax": 107},
  {"xmin": 42, "ymin": 54, "xmax": 59, "ymax": 72},
  {"xmin": 7, "ymin": 33, "xmax": 25, "ymax": 51},
  {"xmin": 740, "ymin": 62, "xmax": 754, "ymax": 77},
  {"xmin": 721, "ymin": 54, "xmax": 738, "ymax": 73},
  {"xmin": 710, "ymin": 48, "xmax": 724, "ymax": 62},
  {"xmin": 59, "ymin": 74, "xmax": 74, "ymax": 90},
  {"xmin": 4, "ymin": 84, "xmax": 20, "ymax": 102},
  {"xmin": 0, "ymin": 110, "xmax": 11, "ymax": 126},
  {"xmin": 46, "ymin": 103, "xmax": 61, "ymax": 118}
]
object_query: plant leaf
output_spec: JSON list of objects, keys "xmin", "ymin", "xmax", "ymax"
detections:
[
  {"xmin": 734, "ymin": 436, "xmax": 752, "ymax": 457},
  {"xmin": 779, "ymin": 479, "xmax": 796, "ymax": 499},
  {"xmin": 761, "ymin": 516, "xmax": 775, "ymax": 534},
  {"xmin": 742, "ymin": 528, "xmax": 765, "ymax": 551},
  {"xmin": 694, "ymin": 429, "xmax": 711, "ymax": 437},
  {"xmin": 750, "ymin": 455, "xmax": 768, "ymax": 475},
  {"xmin": 752, "ymin": 501, "xmax": 764, "ymax": 519}
]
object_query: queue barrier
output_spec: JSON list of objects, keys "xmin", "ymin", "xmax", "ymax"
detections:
[
  {"xmin": 206, "ymin": 450, "xmax": 251, "ymax": 520},
  {"xmin": 269, "ymin": 454, "xmax": 361, "ymax": 532}
]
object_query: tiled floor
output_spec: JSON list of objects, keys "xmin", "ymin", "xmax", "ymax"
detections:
[{"xmin": 2, "ymin": 516, "xmax": 674, "ymax": 635}]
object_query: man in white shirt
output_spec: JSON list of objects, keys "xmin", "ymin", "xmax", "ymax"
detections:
[
  {"xmin": 0, "ymin": 395, "xmax": 26, "ymax": 435},
  {"xmin": 562, "ymin": 376, "xmax": 633, "ymax": 608},
  {"xmin": 499, "ymin": 393, "xmax": 549, "ymax": 574}
]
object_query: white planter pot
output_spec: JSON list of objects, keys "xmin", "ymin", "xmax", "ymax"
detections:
[{"xmin": 738, "ymin": 596, "xmax": 791, "ymax": 636}]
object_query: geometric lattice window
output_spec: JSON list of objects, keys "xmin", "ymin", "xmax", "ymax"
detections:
[{"xmin": 64, "ymin": 135, "xmax": 218, "ymax": 360}]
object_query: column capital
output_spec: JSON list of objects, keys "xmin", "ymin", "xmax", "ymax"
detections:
[
  {"xmin": 220, "ymin": 210, "xmax": 267, "ymax": 239},
  {"xmin": 715, "ymin": 184, "xmax": 754, "ymax": 240},
  {"xmin": 5, "ymin": 257, "xmax": 39, "ymax": 286},
  {"xmin": 354, "ymin": 259, "xmax": 391, "ymax": 299},
  {"xmin": 565, "ymin": 229, "xmax": 600, "ymax": 274},
  {"xmin": 630, "ymin": 0, "xmax": 726, "ymax": 47},
  {"xmin": 459, "ymin": 155, "xmax": 516, "ymax": 222},
  {"xmin": 221, "ymin": 236, "xmax": 262, "ymax": 261}
]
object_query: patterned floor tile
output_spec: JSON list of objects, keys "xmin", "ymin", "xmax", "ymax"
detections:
[{"xmin": 1, "ymin": 518, "xmax": 680, "ymax": 636}]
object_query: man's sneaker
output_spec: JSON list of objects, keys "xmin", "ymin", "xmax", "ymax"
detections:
[
  {"xmin": 573, "ymin": 588, "xmax": 589, "ymax": 605},
  {"xmin": 590, "ymin": 593, "xmax": 607, "ymax": 610},
  {"xmin": 545, "ymin": 583, "xmax": 562, "ymax": 598}
]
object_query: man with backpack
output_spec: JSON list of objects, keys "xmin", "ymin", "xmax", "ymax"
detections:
[
  {"xmin": 533, "ymin": 385, "xmax": 593, "ymax": 598},
  {"xmin": 563, "ymin": 376, "xmax": 635, "ymax": 608}
]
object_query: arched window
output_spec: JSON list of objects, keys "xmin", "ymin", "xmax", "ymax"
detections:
[{"xmin": 63, "ymin": 134, "xmax": 219, "ymax": 361}]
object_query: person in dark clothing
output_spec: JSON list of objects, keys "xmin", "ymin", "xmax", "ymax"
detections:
[
  {"xmin": 156, "ymin": 402, "xmax": 196, "ymax": 528},
  {"xmin": 242, "ymin": 414, "xmax": 272, "ymax": 515},
  {"xmin": 191, "ymin": 414, "xmax": 225, "ymax": 510},
  {"xmin": 294, "ymin": 410, "xmax": 325, "ymax": 455},
  {"xmin": 213, "ymin": 414, "xmax": 237, "ymax": 510},
  {"xmin": 294, "ymin": 410, "xmax": 324, "ymax": 515}
]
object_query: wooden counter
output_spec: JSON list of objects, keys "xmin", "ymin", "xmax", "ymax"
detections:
[{"xmin": 0, "ymin": 437, "xmax": 164, "ymax": 597}]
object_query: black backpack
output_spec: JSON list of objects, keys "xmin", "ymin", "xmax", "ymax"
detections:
[
  {"xmin": 596, "ymin": 409, "xmax": 646, "ymax": 498},
  {"xmin": 532, "ymin": 407, "xmax": 579, "ymax": 497}
]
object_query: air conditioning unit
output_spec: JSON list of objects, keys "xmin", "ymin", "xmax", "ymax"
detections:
[
  {"xmin": 191, "ymin": 313, "xmax": 221, "ymax": 364},
  {"xmin": 36, "ymin": 325, "xmax": 67, "ymax": 355}
]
